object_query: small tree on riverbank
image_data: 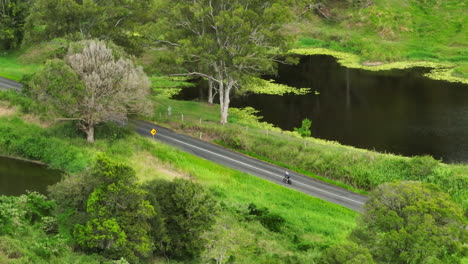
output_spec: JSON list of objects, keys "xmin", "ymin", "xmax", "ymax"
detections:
[{"xmin": 29, "ymin": 40, "xmax": 151, "ymax": 143}]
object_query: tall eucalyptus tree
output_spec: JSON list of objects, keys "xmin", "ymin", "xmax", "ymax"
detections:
[{"xmin": 150, "ymin": 0, "xmax": 293, "ymax": 123}]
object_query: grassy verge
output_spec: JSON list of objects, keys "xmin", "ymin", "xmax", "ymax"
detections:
[
  {"xmin": 0, "ymin": 51, "xmax": 42, "ymax": 81},
  {"xmin": 0, "ymin": 97, "xmax": 358, "ymax": 263},
  {"xmin": 148, "ymin": 95, "xmax": 468, "ymax": 210}
]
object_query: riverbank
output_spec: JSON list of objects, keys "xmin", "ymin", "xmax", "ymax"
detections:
[
  {"xmin": 289, "ymin": 0, "xmax": 467, "ymax": 83},
  {"xmin": 290, "ymin": 47, "xmax": 467, "ymax": 84},
  {"xmin": 148, "ymin": 93, "xmax": 468, "ymax": 210}
]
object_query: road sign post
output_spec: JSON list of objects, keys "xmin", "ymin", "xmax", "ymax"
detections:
[{"xmin": 151, "ymin": 128, "xmax": 157, "ymax": 140}]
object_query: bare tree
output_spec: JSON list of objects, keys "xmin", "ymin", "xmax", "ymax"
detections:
[{"xmin": 30, "ymin": 40, "xmax": 151, "ymax": 143}]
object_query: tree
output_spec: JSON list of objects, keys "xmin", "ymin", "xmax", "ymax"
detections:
[
  {"xmin": 23, "ymin": 0, "xmax": 154, "ymax": 54},
  {"xmin": 351, "ymin": 181, "xmax": 467, "ymax": 264},
  {"xmin": 294, "ymin": 118, "xmax": 312, "ymax": 137},
  {"xmin": 201, "ymin": 214, "xmax": 254, "ymax": 264},
  {"xmin": 150, "ymin": 0, "xmax": 293, "ymax": 123},
  {"xmin": 0, "ymin": 0, "xmax": 32, "ymax": 50},
  {"xmin": 72, "ymin": 154, "xmax": 156, "ymax": 262},
  {"xmin": 29, "ymin": 40, "xmax": 151, "ymax": 143},
  {"xmin": 143, "ymin": 179, "xmax": 218, "ymax": 260},
  {"xmin": 320, "ymin": 242, "xmax": 375, "ymax": 264}
]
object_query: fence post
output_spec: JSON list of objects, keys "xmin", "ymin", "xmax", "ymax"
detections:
[
  {"xmin": 181, "ymin": 113, "xmax": 184, "ymax": 122},
  {"xmin": 199, "ymin": 117, "xmax": 202, "ymax": 125}
]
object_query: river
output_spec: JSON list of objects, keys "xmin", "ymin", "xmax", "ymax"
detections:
[
  {"xmin": 175, "ymin": 55, "xmax": 468, "ymax": 163},
  {"xmin": 0, "ymin": 156, "xmax": 62, "ymax": 196}
]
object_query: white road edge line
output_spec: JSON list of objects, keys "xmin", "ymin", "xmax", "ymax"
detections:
[{"xmin": 155, "ymin": 132, "xmax": 365, "ymax": 205}]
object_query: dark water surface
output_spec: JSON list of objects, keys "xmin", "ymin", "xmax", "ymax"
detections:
[
  {"xmin": 175, "ymin": 55, "xmax": 468, "ymax": 163},
  {"xmin": 0, "ymin": 156, "xmax": 62, "ymax": 196}
]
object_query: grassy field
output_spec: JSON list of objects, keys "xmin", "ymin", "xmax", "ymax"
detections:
[
  {"xmin": 0, "ymin": 51, "xmax": 41, "ymax": 81},
  {"xmin": 290, "ymin": 0, "xmax": 467, "ymax": 82},
  {"xmin": 0, "ymin": 100, "xmax": 358, "ymax": 263}
]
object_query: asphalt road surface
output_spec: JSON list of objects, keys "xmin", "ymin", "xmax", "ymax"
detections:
[
  {"xmin": 132, "ymin": 119, "xmax": 367, "ymax": 211},
  {"xmin": 0, "ymin": 77, "xmax": 22, "ymax": 90},
  {"xmin": 1, "ymin": 77, "xmax": 367, "ymax": 211}
]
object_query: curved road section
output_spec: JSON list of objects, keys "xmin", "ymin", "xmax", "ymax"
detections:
[
  {"xmin": 0, "ymin": 77, "xmax": 366, "ymax": 211},
  {"xmin": 132, "ymin": 120, "xmax": 367, "ymax": 211},
  {"xmin": 0, "ymin": 77, "xmax": 23, "ymax": 90}
]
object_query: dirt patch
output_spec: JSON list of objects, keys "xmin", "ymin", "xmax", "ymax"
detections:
[
  {"xmin": 132, "ymin": 151, "xmax": 191, "ymax": 181},
  {"xmin": 0, "ymin": 106, "xmax": 16, "ymax": 117},
  {"xmin": 22, "ymin": 114, "xmax": 52, "ymax": 128}
]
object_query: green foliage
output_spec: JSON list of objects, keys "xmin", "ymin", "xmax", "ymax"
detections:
[
  {"xmin": 242, "ymin": 77, "xmax": 311, "ymax": 96},
  {"xmin": 17, "ymin": 38, "xmax": 69, "ymax": 64},
  {"xmin": 0, "ymin": 192, "xmax": 55, "ymax": 236},
  {"xmin": 294, "ymin": 118, "xmax": 312, "ymax": 138},
  {"xmin": 0, "ymin": 116, "xmax": 90, "ymax": 173},
  {"xmin": 23, "ymin": 0, "xmax": 154, "ymax": 54},
  {"xmin": 0, "ymin": 0, "xmax": 32, "ymax": 50},
  {"xmin": 143, "ymin": 179, "xmax": 218, "ymax": 260},
  {"xmin": 351, "ymin": 181, "xmax": 467, "ymax": 264},
  {"xmin": 292, "ymin": 0, "xmax": 468, "ymax": 82},
  {"xmin": 27, "ymin": 59, "xmax": 84, "ymax": 115},
  {"xmin": 149, "ymin": 76, "xmax": 194, "ymax": 98},
  {"xmin": 320, "ymin": 242, "xmax": 375, "ymax": 264},
  {"xmin": 72, "ymin": 154, "xmax": 156, "ymax": 262}
]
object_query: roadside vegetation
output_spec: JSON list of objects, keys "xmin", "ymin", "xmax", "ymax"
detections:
[
  {"xmin": 0, "ymin": 101, "xmax": 358, "ymax": 263},
  {"xmin": 0, "ymin": 0, "xmax": 467, "ymax": 263},
  {"xmin": 149, "ymin": 93, "xmax": 468, "ymax": 210}
]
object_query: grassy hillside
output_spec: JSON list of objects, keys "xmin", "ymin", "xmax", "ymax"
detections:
[
  {"xmin": 0, "ymin": 100, "xmax": 357, "ymax": 263},
  {"xmin": 291, "ymin": 0, "xmax": 467, "ymax": 80}
]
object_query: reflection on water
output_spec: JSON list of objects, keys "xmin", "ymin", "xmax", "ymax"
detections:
[
  {"xmin": 0, "ymin": 156, "xmax": 62, "ymax": 196},
  {"xmin": 175, "ymin": 55, "xmax": 468, "ymax": 163}
]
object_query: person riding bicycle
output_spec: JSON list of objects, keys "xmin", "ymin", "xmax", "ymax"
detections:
[{"xmin": 283, "ymin": 171, "xmax": 291, "ymax": 184}]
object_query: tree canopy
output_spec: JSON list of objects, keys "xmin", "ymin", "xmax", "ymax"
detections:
[
  {"xmin": 149, "ymin": 0, "xmax": 293, "ymax": 123},
  {"xmin": 351, "ymin": 181, "xmax": 467, "ymax": 264},
  {"xmin": 0, "ymin": 0, "xmax": 32, "ymax": 50},
  {"xmin": 23, "ymin": 0, "xmax": 154, "ymax": 54},
  {"xmin": 28, "ymin": 40, "xmax": 151, "ymax": 143}
]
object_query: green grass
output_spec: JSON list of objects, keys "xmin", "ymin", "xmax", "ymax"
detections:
[
  {"xmin": 136, "ymin": 137, "xmax": 357, "ymax": 262},
  {"xmin": 0, "ymin": 51, "xmax": 42, "ymax": 81},
  {"xmin": 0, "ymin": 100, "xmax": 358, "ymax": 263},
  {"xmin": 149, "ymin": 96, "xmax": 468, "ymax": 210},
  {"xmin": 291, "ymin": 0, "xmax": 468, "ymax": 82}
]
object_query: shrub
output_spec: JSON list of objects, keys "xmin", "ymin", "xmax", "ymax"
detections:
[{"xmin": 143, "ymin": 179, "xmax": 218, "ymax": 260}]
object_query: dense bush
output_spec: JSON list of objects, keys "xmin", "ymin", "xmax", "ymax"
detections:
[
  {"xmin": 351, "ymin": 181, "xmax": 467, "ymax": 264},
  {"xmin": 0, "ymin": 192, "xmax": 55, "ymax": 236},
  {"xmin": 320, "ymin": 242, "xmax": 375, "ymax": 264},
  {"xmin": 143, "ymin": 179, "xmax": 218, "ymax": 260}
]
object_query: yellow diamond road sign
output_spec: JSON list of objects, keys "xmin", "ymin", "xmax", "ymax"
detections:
[{"xmin": 151, "ymin": 129, "xmax": 157, "ymax": 136}]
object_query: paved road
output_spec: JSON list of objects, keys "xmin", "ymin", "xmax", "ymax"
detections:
[
  {"xmin": 1, "ymin": 77, "xmax": 367, "ymax": 211},
  {"xmin": 0, "ymin": 77, "xmax": 22, "ymax": 90},
  {"xmin": 131, "ymin": 120, "xmax": 367, "ymax": 211}
]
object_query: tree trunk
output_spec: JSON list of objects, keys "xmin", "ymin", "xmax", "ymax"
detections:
[
  {"xmin": 85, "ymin": 125, "xmax": 95, "ymax": 143},
  {"xmin": 208, "ymin": 79, "xmax": 214, "ymax": 104},
  {"xmin": 219, "ymin": 81, "xmax": 233, "ymax": 124}
]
